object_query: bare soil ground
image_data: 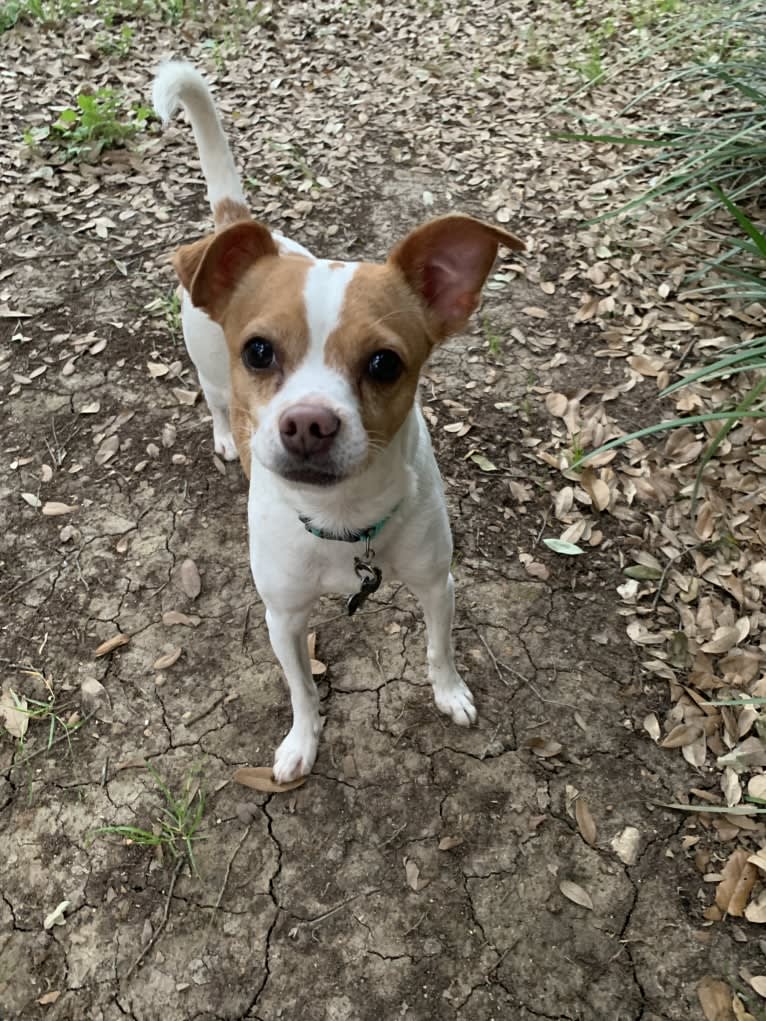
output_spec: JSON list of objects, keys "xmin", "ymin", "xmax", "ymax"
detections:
[{"xmin": 1, "ymin": 3, "xmax": 762, "ymax": 1019}]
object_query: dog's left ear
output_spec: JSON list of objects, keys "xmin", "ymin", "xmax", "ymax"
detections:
[
  {"xmin": 172, "ymin": 221, "xmax": 278, "ymax": 321},
  {"xmin": 389, "ymin": 214, "xmax": 525, "ymax": 341}
]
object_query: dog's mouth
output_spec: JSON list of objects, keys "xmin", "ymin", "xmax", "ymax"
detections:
[{"xmin": 276, "ymin": 464, "xmax": 346, "ymax": 487}]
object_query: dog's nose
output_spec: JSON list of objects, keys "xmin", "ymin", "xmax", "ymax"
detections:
[{"xmin": 279, "ymin": 404, "xmax": 341, "ymax": 457}]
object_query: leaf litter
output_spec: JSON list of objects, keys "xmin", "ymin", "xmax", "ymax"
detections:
[{"xmin": 0, "ymin": 0, "xmax": 764, "ymax": 1001}]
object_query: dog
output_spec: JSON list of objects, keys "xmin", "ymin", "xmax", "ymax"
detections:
[{"xmin": 152, "ymin": 62, "xmax": 524, "ymax": 782}]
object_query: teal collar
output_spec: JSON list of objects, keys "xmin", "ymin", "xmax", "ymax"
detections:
[{"xmin": 299, "ymin": 504, "xmax": 400, "ymax": 544}]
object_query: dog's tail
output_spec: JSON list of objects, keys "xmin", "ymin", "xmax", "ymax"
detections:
[{"xmin": 152, "ymin": 61, "xmax": 249, "ymax": 229}]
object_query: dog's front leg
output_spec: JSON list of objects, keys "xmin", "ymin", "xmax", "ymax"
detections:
[
  {"xmin": 264, "ymin": 603, "xmax": 322, "ymax": 782},
  {"xmin": 409, "ymin": 572, "xmax": 477, "ymax": 727}
]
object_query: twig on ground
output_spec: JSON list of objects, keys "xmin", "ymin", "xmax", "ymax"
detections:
[
  {"xmin": 403, "ymin": 911, "xmax": 429, "ymax": 937},
  {"xmin": 185, "ymin": 694, "xmax": 226, "ymax": 729},
  {"xmin": 474, "ymin": 631, "xmax": 510, "ymax": 688},
  {"xmin": 651, "ymin": 553, "xmax": 680, "ymax": 611},
  {"xmin": 532, "ymin": 510, "xmax": 550, "ymax": 549},
  {"xmin": 125, "ymin": 855, "xmax": 186, "ymax": 980},
  {"xmin": 3, "ymin": 558, "xmax": 67, "ymax": 599},
  {"xmin": 206, "ymin": 823, "xmax": 252, "ymax": 938},
  {"xmin": 291, "ymin": 888, "xmax": 380, "ymax": 930},
  {"xmin": 472, "ymin": 624, "xmax": 583, "ymax": 712},
  {"xmin": 377, "ymin": 822, "xmax": 407, "ymax": 848},
  {"xmin": 497, "ymin": 658, "xmax": 583, "ymax": 713}
]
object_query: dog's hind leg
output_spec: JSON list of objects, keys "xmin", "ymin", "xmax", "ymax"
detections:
[
  {"xmin": 198, "ymin": 374, "xmax": 238, "ymax": 461},
  {"xmin": 180, "ymin": 292, "xmax": 238, "ymax": 461}
]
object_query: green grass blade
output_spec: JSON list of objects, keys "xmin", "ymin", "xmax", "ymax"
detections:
[
  {"xmin": 710, "ymin": 184, "xmax": 766, "ymax": 258},
  {"xmin": 661, "ymin": 342, "xmax": 766, "ymax": 394},
  {"xmin": 689, "ymin": 374, "xmax": 766, "ymax": 512},
  {"xmin": 572, "ymin": 410, "xmax": 766, "ymax": 467}
]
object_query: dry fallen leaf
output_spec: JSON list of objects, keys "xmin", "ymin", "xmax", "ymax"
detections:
[
  {"xmin": 0, "ymin": 688, "xmax": 29, "ymax": 741},
  {"xmin": 748, "ymin": 775, "xmax": 766, "ymax": 800},
  {"xmin": 162, "ymin": 610, "xmax": 200, "ymax": 627},
  {"xmin": 575, "ymin": 799, "xmax": 597, "ymax": 846},
  {"xmin": 610, "ymin": 826, "xmax": 640, "ymax": 866},
  {"xmin": 438, "ymin": 835, "xmax": 463, "ymax": 851},
  {"xmin": 745, "ymin": 889, "xmax": 766, "ymax": 924},
  {"xmin": 545, "ymin": 392, "xmax": 568, "ymax": 417},
  {"xmin": 95, "ymin": 435, "xmax": 119, "ymax": 465},
  {"xmin": 643, "ymin": 713, "xmax": 661, "ymax": 741},
  {"xmin": 747, "ymin": 976, "xmax": 766, "ymax": 1000},
  {"xmin": 559, "ymin": 880, "xmax": 593, "ymax": 910},
  {"xmin": 94, "ymin": 634, "xmax": 130, "ymax": 657},
  {"xmin": 153, "ymin": 647, "xmax": 182, "ymax": 670},
  {"xmin": 526, "ymin": 737, "xmax": 563, "ymax": 758},
  {"xmin": 405, "ymin": 858, "xmax": 421, "ymax": 891},
  {"xmin": 179, "ymin": 558, "xmax": 201, "ymax": 600},
  {"xmin": 41, "ymin": 501, "xmax": 76, "ymax": 516},
  {"xmin": 697, "ymin": 976, "xmax": 736, "ymax": 1021},
  {"xmin": 307, "ymin": 632, "xmax": 327, "ymax": 675},
  {"xmin": 722, "ymin": 767, "xmax": 742, "ymax": 808},
  {"xmin": 715, "ymin": 848, "xmax": 757, "ymax": 917},
  {"xmin": 661, "ymin": 722, "xmax": 704, "ymax": 749},
  {"xmin": 232, "ymin": 766, "xmax": 306, "ymax": 793}
]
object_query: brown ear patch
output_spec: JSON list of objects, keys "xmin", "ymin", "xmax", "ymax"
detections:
[
  {"xmin": 389, "ymin": 214, "xmax": 525, "ymax": 341},
  {"xmin": 171, "ymin": 221, "xmax": 279, "ymax": 322},
  {"xmin": 172, "ymin": 235, "xmax": 214, "ymax": 295}
]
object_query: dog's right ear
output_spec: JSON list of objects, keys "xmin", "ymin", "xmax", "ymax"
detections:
[{"xmin": 172, "ymin": 221, "xmax": 278, "ymax": 322}]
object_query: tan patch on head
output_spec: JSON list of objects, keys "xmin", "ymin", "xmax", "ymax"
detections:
[
  {"xmin": 324, "ymin": 263, "xmax": 432, "ymax": 451},
  {"xmin": 173, "ymin": 233, "xmax": 214, "ymax": 293},
  {"xmin": 220, "ymin": 255, "xmax": 314, "ymax": 464},
  {"xmin": 213, "ymin": 198, "xmax": 251, "ymax": 231}
]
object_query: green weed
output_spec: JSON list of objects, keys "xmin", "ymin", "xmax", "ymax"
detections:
[
  {"xmin": 48, "ymin": 88, "xmax": 152, "ymax": 161},
  {"xmin": 92, "ymin": 764, "xmax": 206, "ymax": 875},
  {"xmin": 8, "ymin": 678, "xmax": 82, "ymax": 760},
  {"xmin": 482, "ymin": 315, "xmax": 503, "ymax": 357},
  {"xmin": 0, "ymin": 0, "xmax": 82, "ymax": 32},
  {"xmin": 145, "ymin": 290, "xmax": 182, "ymax": 334},
  {"xmin": 576, "ymin": 43, "xmax": 605, "ymax": 83},
  {"xmin": 94, "ymin": 23, "xmax": 135, "ymax": 57}
]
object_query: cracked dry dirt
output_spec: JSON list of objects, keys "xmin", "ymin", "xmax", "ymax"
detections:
[{"xmin": 0, "ymin": 3, "xmax": 760, "ymax": 1020}]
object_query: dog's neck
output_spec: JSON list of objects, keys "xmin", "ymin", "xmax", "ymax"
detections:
[{"xmin": 252, "ymin": 408, "xmax": 419, "ymax": 535}]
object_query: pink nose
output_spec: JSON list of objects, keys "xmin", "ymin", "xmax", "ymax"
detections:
[{"xmin": 279, "ymin": 404, "xmax": 341, "ymax": 458}]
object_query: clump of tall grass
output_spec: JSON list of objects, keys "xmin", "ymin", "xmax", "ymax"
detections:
[{"xmin": 563, "ymin": 1, "xmax": 765, "ymax": 499}]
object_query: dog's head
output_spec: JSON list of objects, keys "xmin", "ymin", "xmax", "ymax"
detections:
[{"xmin": 173, "ymin": 215, "xmax": 524, "ymax": 485}]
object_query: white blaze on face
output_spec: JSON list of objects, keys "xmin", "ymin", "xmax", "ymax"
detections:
[
  {"xmin": 251, "ymin": 259, "xmax": 370, "ymax": 479},
  {"xmin": 303, "ymin": 260, "xmax": 358, "ymax": 352}
]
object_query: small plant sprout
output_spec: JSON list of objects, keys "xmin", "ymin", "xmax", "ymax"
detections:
[
  {"xmin": 46, "ymin": 87, "xmax": 152, "ymax": 161},
  {"xmin": 482, "ymin": 315, "xmax": 503, "ymax": 357},
  {"xmin": 92, "ymin": 764, "xmax": 206, "ymax": 876},
  {"xmin": 2, "ymin": 671, "xmax": 82, "ymax": 760},
  {"xmin": 145, "ymin": 290, "xmax": 182, "ymax": 334}
]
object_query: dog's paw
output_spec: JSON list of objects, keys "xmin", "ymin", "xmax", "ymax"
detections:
[
  {"xmin": 434, "ymin": 677, "xmax": 477, "ymax": 727},
  {"xmin": 273, "ymin": 726, "xmax": 319, "ymax": 783},
  {"xmin": 213, "ymin": 429, "xmax": 239, "ymax": 462}
]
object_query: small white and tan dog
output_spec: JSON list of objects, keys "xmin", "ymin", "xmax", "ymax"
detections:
[{"xmin": 152, "ymin": 62, "xmax": 524, "ymax": 782}]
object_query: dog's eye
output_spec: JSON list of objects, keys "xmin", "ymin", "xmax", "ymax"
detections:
[
  {"xmin": 242, "ymin": 337, "xmax": 275, "ymax": 371},
  {"xmin": 367, "ymin": 349, "xmax": 403, "ymax": 384}
]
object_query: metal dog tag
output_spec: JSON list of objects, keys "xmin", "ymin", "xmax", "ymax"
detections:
[{"xmin": 347, "ymin": 558, "xmax": 382, "ymax": 616}]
